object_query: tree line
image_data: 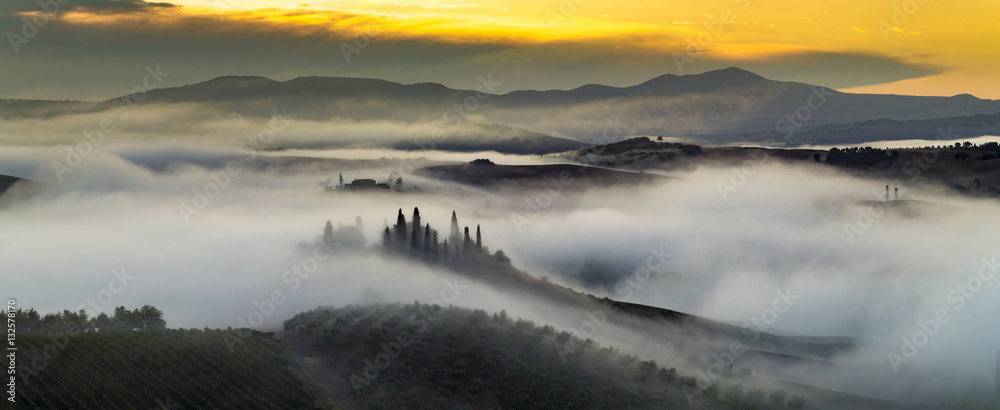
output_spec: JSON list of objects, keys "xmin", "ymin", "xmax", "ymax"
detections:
[
  {"xmin": 378, "ymin": 207, "xmax": 509, "ymax": 264},
  {"xmin": 11, "ymin": 305, "xmax": 166, "ymax": 333}
]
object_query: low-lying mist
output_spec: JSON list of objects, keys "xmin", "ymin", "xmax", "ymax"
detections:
[{"xmin": 2, "ymin": 141, "xmax": 999, "ymax": 403}]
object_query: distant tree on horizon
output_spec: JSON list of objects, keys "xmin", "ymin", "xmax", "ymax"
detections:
[
  {"xmin": 424, "ymin": 224, "xmax": 432, "ymax": 255},
  {"xmin": 464, "ymin": 226, "xmax": 471, "ymax": 253},
  {"xmin": 450, "ymin": 211, "xmax": 460, "ymax": 241},
  {"xmin": 395, "ymin": 209, "xmax": 407, "ymax": 252},
  {"xmin": 450, "ymin": 211, "xmax": 461, "ymax": 257},
  {"xmin": 432, "ymin": 231, "xmax": 439, "ymax": 258},
  {"xmin": 323, "ymin": 220, "xmax": 334, "ymax": 244},
  {"xmin": 476, "ymin": 225, "xmax": 482, "ymax": 253},
  {"xmin": 92, "ymin": 312, "xmax": 112, "ymax": 331},
  {"xmin": 411, "ymin": 228, "xmax": 418, "ymax": 253},
  {"xmin": 412, "ymin": 208, "xmax": 421, "ymax": 249},
  {"xmin": 495, "ymin": 249, "xmax": 510, "ymax": 264}
]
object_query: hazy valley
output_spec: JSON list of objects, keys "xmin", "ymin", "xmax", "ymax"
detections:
[{"xmin": 3, "ymin": 67, "xmax": 1000, "ymax": 409}]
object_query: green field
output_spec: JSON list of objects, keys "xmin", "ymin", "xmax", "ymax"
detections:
[{"xmin": 14, "ymin": 328, "xmax": 333, "ymax": 409}]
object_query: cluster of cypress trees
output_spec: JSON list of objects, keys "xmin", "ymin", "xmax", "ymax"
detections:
[{"xmin": 382, "ymin": 207, "xmax": 484, "ymax": 260}]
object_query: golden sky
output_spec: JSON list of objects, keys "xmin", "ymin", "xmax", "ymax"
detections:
[{"xmin": 2, "ymin": 0, "xmax": 998, "ymax": 99}]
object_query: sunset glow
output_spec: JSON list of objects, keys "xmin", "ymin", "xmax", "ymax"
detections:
[{"xmin": 1, "ymin": 0, "xmax": 997, "ymax": 98}]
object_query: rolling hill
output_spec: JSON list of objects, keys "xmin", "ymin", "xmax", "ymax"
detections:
[
  {"xmin": 2, "ymin": 68, "xmax": 998, "ymax": 144},
  {"xmin": 15, "ymin": 328, "xmax": 336, "ymax": 409},
  {"xmin": 414, "ymin": 159, "xmax": 665, "ymax": 188}
]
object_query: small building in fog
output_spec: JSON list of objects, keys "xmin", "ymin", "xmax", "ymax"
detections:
[{"xmin": 344, "ymin": 179, "xmax": 389, "ymax": 190}]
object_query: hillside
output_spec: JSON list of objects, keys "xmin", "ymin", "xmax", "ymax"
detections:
[
  {"xmin": 414, "ymin": 159, "xmax": 665, "ymax": 188},
  {"xmin": 309, "ymin": 204, "xmax": 1000, "ymax": 407},
  {"xmin": 279, "ymin": 303, "xmax": 960, "ymax": 410},
  {"xmin": 703, "ymin": 113, "xmax": 1000, "ymax": 145},
  {"xmin": 565, "ymin": 137, "xmax": 1000, "ymax": 193},
  {"xmin": 283, "ymin": 303, "xmax": 815, "ymax": 410},
  {"xmin": 3, "ymin": 68, "xmax": 999, "ymax": 143},
  {"xmin": 15, "ymin": 328, "xmax": 334, "ymax": 409}
]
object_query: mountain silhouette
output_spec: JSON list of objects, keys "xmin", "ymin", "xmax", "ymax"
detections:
[{"xmin": 3, "ymin": 68, "xmax": 998, "ymax": 143}]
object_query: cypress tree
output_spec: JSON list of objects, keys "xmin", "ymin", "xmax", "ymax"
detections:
[
  {"xmin": 323, "ymin": 220, "xmax": 333, "ymax": 244},
  {"xmin": 383, "ymin": 227, "xmax": 392, "ymax": 252},
  {"xmin": 476, "ymin": 225, "xmax": 482, "ymax": 252},
  {"xmin": 450, "ymin": 211, "xmax": 460, "ymax": 245},
  {"xmin": 432, "ymin": 231, "xmax": 439, "ymax": 258},
  {"xmin": 424, "ymin": 224, "xmax": 432, "ymax": 255},
  {"xmin": 395, "ymin": 209, "xmax": 407, "ymax": 252},
  {"xmin": 463, "ymin": 226, "xmax": 471, "ymax": 253},
  {"xmin": 412, "ymin": 207, "xmax": 421, "ymax": 249}
]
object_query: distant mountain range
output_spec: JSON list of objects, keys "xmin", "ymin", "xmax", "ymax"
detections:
[{"xmin": 2, "ymin": 68, "xmax": 998, "ymax": 147}]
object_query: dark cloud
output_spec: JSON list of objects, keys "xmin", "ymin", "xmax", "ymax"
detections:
[
  {"xmin": 1, "ymin": 0, "xmax": 174, "ymax": 15},
  {"xmin": 0, "ymin": 7, "xmax": 945, "ymax": 100},
  {"xmin": 705, "ymin": 50, "xmax": 943, "ymax": 89}
]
